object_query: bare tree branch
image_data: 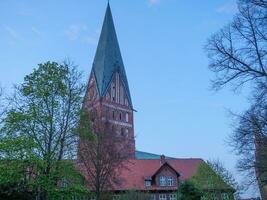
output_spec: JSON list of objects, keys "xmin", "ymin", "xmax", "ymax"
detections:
[{"xmin": 77, "ymin": 110, "xmax": 132, "ymax": 200}]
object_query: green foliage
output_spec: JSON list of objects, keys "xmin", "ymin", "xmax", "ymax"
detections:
[
  {"xmin": 0, "ymin": 61, "xmax": 86, "ymax": 199},
  {"xmin": 190, "ymin": 162, "xmax": 229, "ymax": 190},
  {"xmin": 76, "ymin": 110, "xmax": 95, "ymax": 142},
  {"xmin": 190, "ymin": 161, "xmax": 236, "ymax": 200},
  {"xmin": 179, "ymin": 180, "xmax": 202, "ymax": 200}
]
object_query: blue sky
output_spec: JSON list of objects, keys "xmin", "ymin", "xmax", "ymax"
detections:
[{"xmin": 0, "ymin": 0, "xmax": 254, "ymax": 197}]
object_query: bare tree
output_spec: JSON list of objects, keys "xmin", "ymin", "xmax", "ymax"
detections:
[
  {"xmin": 77, "ymin": 110, "xmax": 132, "ymax": 200},
  {"xmin": 206, "ymin": 1, "xmax": 267, "ymax": 199},
  {"xmin": 0, "ymin": 86, "xmax": 4, "ymax": 120},
  {"xmin": 207, "ymin": 159, "xmax": 242, "ymax": 199},
  {"xmin": 244, "ymin": 0, "xmax": 267, "ymax": 9},
  {"xmin": 205, "ymin": 2, "xmax": 267, "ymax": 91},
  {"xmin": 1, "ymin": 61, "xmax": 85, "ymax": 200},
  {"xmin": 231, "ymin": 102, "xmax": 267, "ymax": 199}
]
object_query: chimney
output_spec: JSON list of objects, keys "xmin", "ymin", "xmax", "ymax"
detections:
[{"xmin": 160, "ymin": 155, "xmax": 166, "ymax": 165}]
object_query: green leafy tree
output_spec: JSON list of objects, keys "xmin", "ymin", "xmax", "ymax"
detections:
[
  {"xmin": 190, "ymin": 161, "xmax": 236, "ymax": 200},
  {"xmin": 179, "ymin": 180, "xmax": 202, "ymax": 200},
  {"xmin": 0, "ymin": 61, "xmax": 87, "ymax": 200}
]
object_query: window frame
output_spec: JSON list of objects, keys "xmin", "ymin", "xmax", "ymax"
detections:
[
  {"xmin": 159, "ymin": 194, "xmax": 167, "ymax": 200},
  {"xmin": 169, "ymin": 193, "xmax": 177, "ymax": 200},
  {"xmin": 159, "ymin": 176, "xmax": 166, "ymax": 186},
  {"xmin": 112, "ymin": 194, "xmax": 120, "ymax": 200},
  {"xmin": 167, "ymin": 176, "xmax": 174, "ymax": 186},
  {"xmin": 126, "ymin": 112, "xmax": 129, "ymax": 122},
  {"xmin": 144, "ymin": 180, "xmax": 151, "ymax": 187},
  {"xmin": 221, "ymin": 193, "xmax": 229, "ymax": 200}
]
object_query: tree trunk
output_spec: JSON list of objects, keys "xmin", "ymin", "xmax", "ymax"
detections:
[
  {"xmin": 255, "ymin": 135, "xmax": 267, "ymax": 200},
  {"xmin": 260, "ymin": 186, "xmax": 267, "ymax": 200}
]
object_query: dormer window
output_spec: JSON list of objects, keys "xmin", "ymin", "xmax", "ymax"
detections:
[
  {"xmin": 159, "ymin": 176, "xmax": 166, "ymax": 186},
  {"xmin": 144, "ymin": 180, "xmax": 151, "ymax": 187},
  {"xmin": 144, "ymin": 177, "xmax": 152, "ymax": 187},
  {"xmin": 167, "ymin": 176, "xmax": 174, "ymax": 186}
]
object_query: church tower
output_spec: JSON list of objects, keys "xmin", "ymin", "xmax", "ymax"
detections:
[{"xmin": 83, "ymin": 3, "xmax": 135, "ymax": 156}]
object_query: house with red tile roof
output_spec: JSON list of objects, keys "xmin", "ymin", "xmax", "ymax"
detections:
[{"xmin": 78, "ymin": 3, "xmax": 234, "ymax": 200}]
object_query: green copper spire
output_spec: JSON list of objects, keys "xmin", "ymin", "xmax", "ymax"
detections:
[{"xmin": 92, "ymin": 3, "xmax": 133, "ymax": 108}]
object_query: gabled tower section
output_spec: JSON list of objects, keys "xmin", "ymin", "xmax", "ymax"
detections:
[{"xmin": 83, "ymin": 3, "xmax": 135, "ymax": 156}]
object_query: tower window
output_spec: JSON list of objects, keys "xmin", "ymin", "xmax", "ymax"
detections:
[
  {"xmin": 126, "ymin": 113, "xmax": 129, "ymax": 122},
  {"xmin": 124, "ymin": 98, "xmax": 128, "ymax": 106},
  {"xmin": 125, "ymin": 128, "xmax": 129, "ymax": 136},
  {"xmin": 112, "ymin": 111, "xmax": 115, "ymax": 120},
  {"xmin": 120, "ymin": 85, "xmax": 124, "ymax": 105},
  {"xmin": 111, "ymin": 83, "xmax": 115, "ymax": 101},
  {"xmin": 121, "ymin": 128, "xmax": 124, "ymax": 136},
  {"xmin": 119, "ymin": 112, "xmax": 122, "ymax": 120}
]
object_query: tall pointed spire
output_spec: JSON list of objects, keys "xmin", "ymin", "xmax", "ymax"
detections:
[{"xmin": 92, "ymin": 3, "xmax": 132, "ymax": 108}]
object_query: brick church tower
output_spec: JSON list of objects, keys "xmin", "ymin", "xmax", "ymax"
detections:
[{"xmin": 82, "ymin": 3, "xmax": 135, "ymax": 156}]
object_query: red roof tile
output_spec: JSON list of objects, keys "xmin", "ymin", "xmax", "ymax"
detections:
[{"xmin": 78, "ymin": 158, "xmax": 204, "ymax": 191}]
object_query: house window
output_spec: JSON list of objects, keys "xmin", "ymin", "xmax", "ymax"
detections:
[
  {"xmin": 221, "ymin": 193, "xmax": 229, "ymax": 200},
  {"xmin": 112, "ymin": 195, "xmax": 120, "ymax": 200},
  {"xmin": 167, "ymin": 176, "xmax": 174, "ymax": 186},
  {"xmin": 169, "ymin": 194, "xmax": 177, "ymax": 200},
  {"xmin": 119, "ymin": 112, "xmax": 122, "ymax": 120},
  {"xmin": 159, "ymin": 176, "xmax": 166, "ymax": 186},
  {"xmin": 90, "ymin": 196, "xmax": 96, "ymax": 200},
  {"xmin": 159, "ymin": 194, "xmax": 167, "ymax": 200},
  {"xmin": 121, "ymin": 128, "xmax": 124, "ymax": 136},
  {"xmin": 145, "ymin": 180, "xmax": 151, "ymax": 187},
  {"xmin": 201, "ymin": 196, "xmax": 208, "ymax": 200},
  {"xmin": 60, "ymin": 178, "xmax": 68, "ymax": 188},
  {"xmin": 211, "ymin": 193, "xmax": 218, "ymax": 200},
  {"xmin": 126, "ymin": 113, "xmax": 129, "ymax": 122},
  {"xmin": 150, "ymin": 194, "xmax": 156, "ymax": 200}
]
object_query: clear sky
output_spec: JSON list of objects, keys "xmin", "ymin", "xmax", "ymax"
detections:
[{"xmin": 0, "ymin": 0, "xmax": 253, "ymax": 197}]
